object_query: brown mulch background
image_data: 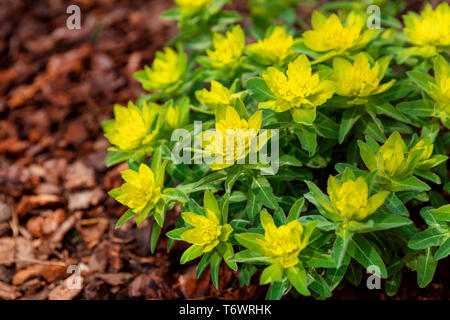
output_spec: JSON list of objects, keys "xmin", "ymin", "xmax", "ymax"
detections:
[{"xmin": 0, "ymin": 0, "xmax": 448, "ymax": 300}]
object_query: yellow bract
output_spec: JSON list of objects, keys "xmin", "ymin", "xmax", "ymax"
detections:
[
  {"xmin": 202, "ymin": 106, "xmax": 263, "ymax": 170},
  {"xmin": 195, "ymin": 80, "xmax": 233, "ymax": 111},
  {"xmin": 259, "ymin": 54, "xmax": 336, "ymax": 125},
  {"xmin": 175, "ymin": 0, "xmax": 212, "ymax": 16},
  {"xmin": 403, "ymin": 3, "xmax": 450, "ymax": 49},
  {"xmin": 180, "ymin": 211, "xmax": 232, "ymax": 253},
  {"xmin": 327, "ymin": 175, "xmax": 389, "ymax": 222},
  {"xmin": 207, "ymin": 25, "xmax": 245, "ymax": 69},
  {"xmin": 247, "ymin": 26, "xmax": 296, "ymax": 66},
  {"xmin": 429, "ymin": 55, "xmax": 450, "ymax": 121},
  {"xmin": 260, "ymin": 212, "xmax": 309, "ymax": 268},
  {"xmin": 376, "ymin": 132, "xmax": 408, "ymax": 178},
  {"xmin": 138, "ymin": 47, "xmax": 186, "ymax": 91},
  {"xmin": 332, "ymin": 53, "xmax": 395, "ymax": 104},
  {"xmin": 113, "ymin": 163, "xmax": 161, "ymax": 213},
  {"xmin": 104, "ymin": 102, "xmax": 160, "ymax": 152},
  {"xmin": 303, "ymin": 11, "xmax": 377, "ymax": 53}
]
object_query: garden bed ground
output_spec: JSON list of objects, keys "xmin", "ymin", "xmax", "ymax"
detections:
[{"xmin": 0, "ymin": 0, "xmax": 448, "ymax": 300}]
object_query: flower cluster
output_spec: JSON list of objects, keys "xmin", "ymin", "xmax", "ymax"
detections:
[{"xmin": 104, "ymin": 0, "xmax": 450, "ymax": 300}]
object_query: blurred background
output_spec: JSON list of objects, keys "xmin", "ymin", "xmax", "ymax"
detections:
[{"xmin": 0, "ymin": 0, "xmax": 447, "ymax": 300}]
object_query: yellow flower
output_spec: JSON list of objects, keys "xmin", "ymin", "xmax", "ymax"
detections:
[
  {"xmin": 180, "ymin": 192, "xmax": 232, "ymax": 253},
  {"xmin": 259, "ymin": 54, "xmax": 337, "ymax": 125},
  {"xmin": 403, "ymin": 3, "xmax": 450, "ymax": 50},
  {"xmin": 359, "ymin": 132, "xmax": 448, "ymax": 181},
  {"xmin": 327, "ymin": 175, "xmax": 389, "ymax": 222},
  {"xmin": 259, "ymin": 212, "xmax": 311, "ymax": 268},
  {"xmin": 303, "ymin": 11, "xmax": 377, "ymax": 54},
  {"xmin": 195, "ymin": 80, "xmax": 233, "ymax": 111},
  {"xmin": 429, "ymin": 55, "xmax": 450, "ymax": 122},
  {"xmin": 359, "ymin": 132, "xmax": 409, "ymax": 179},
  {"xmin": 331, "ymin": 53, "xmax": 395, "ymax": 104},
  {"xmin": 202, "ymin": 106, "xmax": 263, "ymax": 170},
  {"xmin": 163, "ymin": 99, "xmax": 190, "ymax": 131},
  {"xmin": 376, "ymin": 132, "xmax": 408, "ymax": 178},
  {"xmin": 103, "ymin": 102, "xmax": 161, "ymax": 152},
  {"xmin": 135, "ymin": 47, "xmax": 186, "ymax": 92},
  {"xmin": 175, "ymin": 0, "xmax": 212, "ymax": 16},
  {"xmin": 246, "ymin": 26, "xmax": 296, "ymax": 66},
  {"xmin": 207, "ymin": 25, "xmax": 245, "ymax": 69},
  {"xmin": 110, "ymin": 163, "xmax": 161, "ymax": 213},
  {"xmin": 410, "ymin": 138, "xmax": 433, "ymax": 166}
]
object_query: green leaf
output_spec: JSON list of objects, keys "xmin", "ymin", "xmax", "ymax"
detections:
[
  {"xmin": 307, "ymin": 270, "xmax": 332, "ymax": 298},
  {"xmin": 210, "ymin": 251, "xmax": 222, "ymax": 290},
  {"xmin": 434, "ymin": 238, "xmax": 450, "ymax": 261},
  {"xmin": 265, "ymin": 280, "xmax": 285, "ymax": 300},
  {"xmin": 300, "ymin": 248, "xmax": 336, "ymax": 268},
  {"xmin": 385, "ymin": 272, "xmax": 402, "ymax": 297},
  {"xmin": 417, "ymin": 248, "xmax": 437, "ymax": 288},
  {"xmin": 166, "ymin": 227, "xmax": 191, "ymax": 241},
  {"xmin": 430, "ymin": 204, "xmax": 450, "ymax": 221},
  {"xmin": 384, "ymin": 193, "xmax": 409, "ymax": 216},
  {"xmin": 332, "ymin": 228, "xmax": 353, "ymax": 268},
  {"xmin": 115, "ymin": 209, "xmax": 138, "ymax": 229},
  {"xmin": 396, "ymin": 99, "xmax": 435, "ymax": 117},
  {"xmin": 106, "ymin": 150, "xmax": 131, "ymax": 167},
  {"xmin": 204, "ymin": 190, "xmax": 221, "ymax": 222},
  {"xmin": 362, "ymin": 214, "xmax": 412, "ymax": 232},
  {"xmin": 414, "ymin": 169, "xmax": 441, "ymax": 184},
  {"xmin": 339, "ymin": 108, "xmax": 361, "ymax": 144},
  {"xmin": 325, "ymin": 253, "xmax": 350, "ymax": 290},
  {"xmin": 162, "ymin": 188, "xmax": 189, "ymax": 203},
  {"xmin": 314, "ymin": 112, "xmax": 339, "ymax": 139},
  {"xmin": 231, "ymin": 250, "xmax": 271, "ymax": 263},
  {"xmin": 375, "ymin": 103, "xmax": 411, "ymax": 124},
  {"xmin": 235, "ymin": 233, "xmax": 267, "ymax": 256},
  {"xmin": 150, "ymin": 222, "xmax": 161, "ymax": 254},
  {"xmin": 260, "ymin": 263, "xmax": 284, "ymax": 285},
  {"xmin": 287, "ymin": 198, "xmax": 305, "ymax": 223},
  {"xmin": 348, "ymin": 234, "xmax": 388, "ymax": 278},
  {"xmin": 245, "ymin": 189, "xmax": 262, "ymax": 222},
  {"xmin": 293, "ymin": 125, "xmax": 317, "ymax": 156},
  {"xmin": 287, "ymin": 264, "xmax": 310, "ymax": 296},
  {"xmin": 247, "ymin": 78, "xmax": 277, "ymax": 102},
  {"xmin": 196, "ymin": 252, "xmax": 211, "ymax": 278},
  {"xmin": 406, "ymin": 71, "xmax": 434, "ymax": 95},
  {"xmin": 180, "ymin": 245, "xmax": 203, "ymax": 264},
  {"xmin": 390, "ymin": 176, "xmax": 431, "ymax": 192},
  {"xmin": 408, "ymin": 227, "xmax": 447, "ymax": 249},
  {"xmin": 251, "ymin": 176, "xmax": 279, "ymax": 210}
]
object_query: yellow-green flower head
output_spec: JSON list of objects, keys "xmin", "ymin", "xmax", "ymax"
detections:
[
  {"xmin": 195, "ymin": 80, "xmax": 233, "ymax": 111},
  {"xmin": 259, "ymin": 54, "xmax": 337, "ymax": 125},
  {"xmin": 429, "ymin": 55, "xmax": 450, "ymax": 120},
  {"xmin": 360, "ymin": 132, "xmax": 409, "ymax": 179},
  {"xmin": 303, "ymin": 11, "xmax": 377, "ymax": 54},
  {"xmin": 403, "ymin": 3, "xmax": 450, "ymax": 49},
  {"xmin": 207, "ymin": 25, "xmax": 245, "ymax": 69},
  {"xmin": 175, "ymin": 0, "xmax": 212, "ymax": 16},
  {"xmin": 111, "ymin": 163, "xmax": 161, "ymax": 213},
  {"xmin": 104, "ymin": 102, "xmax": 161, "ymax": 152},
  {"xmin": 376, "ymin": 132, "xmax": 408, "ymax": 178},
  {"xmin": 180, "ymin": 211, "xmax": 232, "ymax": 252},
  {"xmin": 136, "ymin": 47, "xmax": 187, "ymax": 92},
  {"xmin": 162, "ymin": 98, "xmax": 189, "ymax": 131},
  {"xmin": 332, "ymin": 53, "xmax": 395, "ymax": 104},
  {"xmin": 260, "ymin": 212, "xmax": 310, "ymax": 268},
  {"xmin": 202, "ymin": 106, "xmax": 263, "ymax": 170},
  {"xmin": 246, "ymin": 26, "xmax": 296, "ymax": 66},
  {"xmin": 327, "ymin": 175, "xmax": 389, "ymax": 222},
  {"xmin": 410, "ymin": 138, "xmax": 435, "ymax": 169}
]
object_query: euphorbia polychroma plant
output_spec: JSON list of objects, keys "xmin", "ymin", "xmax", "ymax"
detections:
[{"xmin": 103, "ymin": 0, "xmax": 450, "ymax": 299}]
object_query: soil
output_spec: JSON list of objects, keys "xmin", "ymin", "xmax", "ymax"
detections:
[{"xmin": 0, "ymin": 0, "xmax": 447, "ymax": 300}]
